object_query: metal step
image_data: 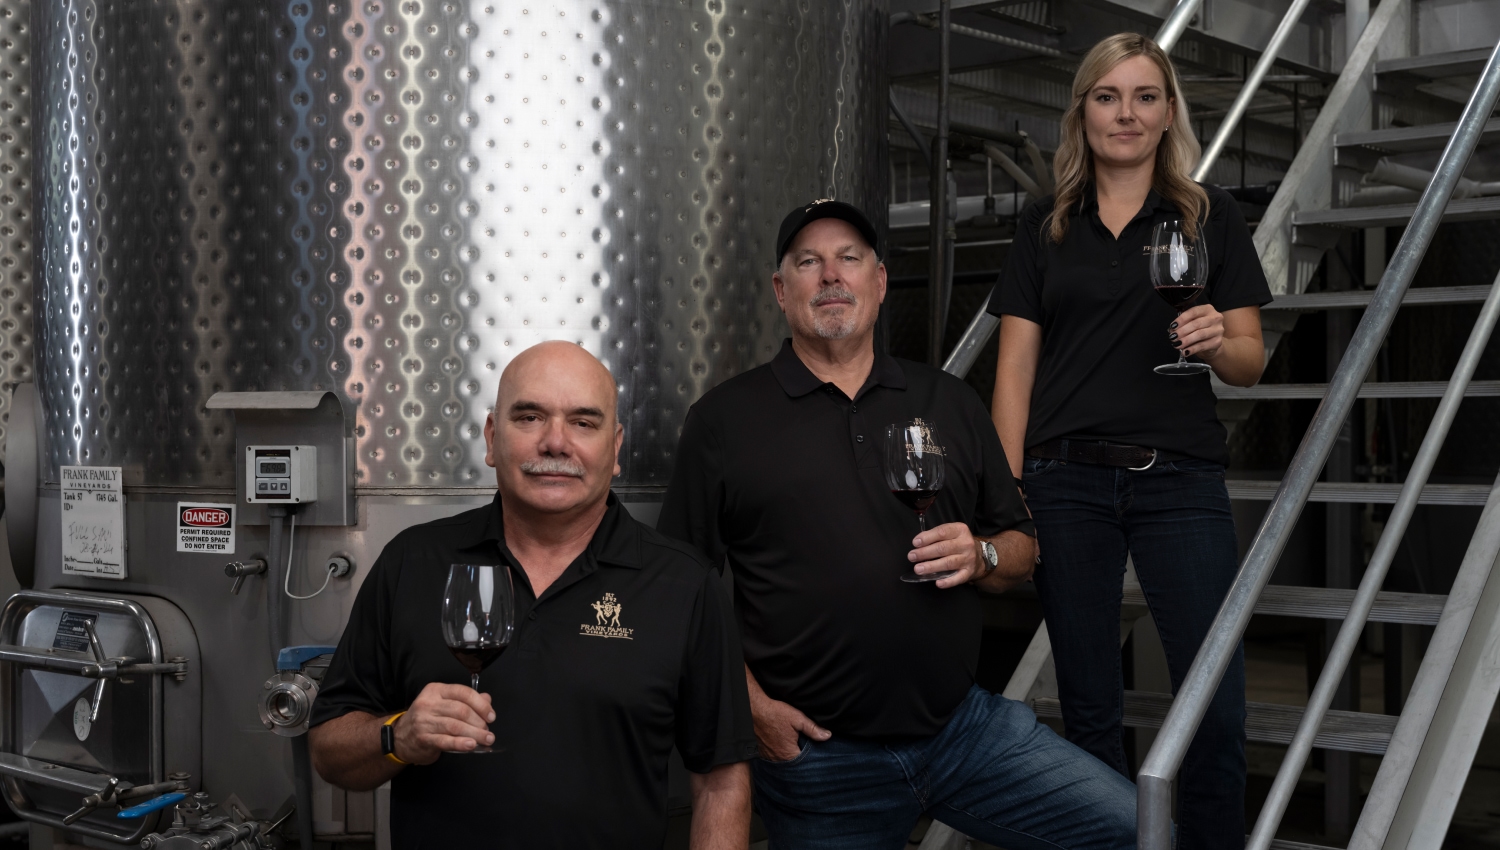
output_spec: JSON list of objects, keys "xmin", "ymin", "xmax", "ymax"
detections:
[
  {"xmin": 1033, "ymin": 691, "xmax": 1397, "ymax": 755},
  {"xmin": 1293, "ymin": 196, "xmax": 1500, "ymax": 240},
  {"xmin": 1214, "ymin": 380, "xmax": 1500, "ymax": 400},
  {"xmin": 1264, "ymin": 284, "xmax": 1492, "ymax": 311},
  {"xmin": 1226, "ymin": 480, "xmax": 1492, "ymax": 506},
  {"xmin": 1334, "ymin": 118, "xmax": 1500, "ymax": 158},
  {"xmin": 1268, "ymin": 840, "xmax": 1341, "ymax": 850},
  {"xmin": 1122, "ymin": 584, "xmax": 1446, "ymax": 626},
  {"xmin": 1376, "ymin": 47, "xmax": 1494, "ymax": 84}
]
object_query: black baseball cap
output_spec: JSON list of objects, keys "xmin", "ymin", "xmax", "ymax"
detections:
[{"xmin": 775, "ymin": 199, "xmax": 882, "ymax": 265}]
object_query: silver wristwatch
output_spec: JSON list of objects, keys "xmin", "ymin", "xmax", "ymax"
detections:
[{"xmin": 979, "ymin": 540, "xmax": 999, "ymax": 575}]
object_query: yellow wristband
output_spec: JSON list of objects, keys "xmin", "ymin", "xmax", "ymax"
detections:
[{"xmin": 383, "ymin": 711, "xmax": 408, "ymax": 765}]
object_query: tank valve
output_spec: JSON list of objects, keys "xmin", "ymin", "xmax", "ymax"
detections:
[
  {"xmin": 224, "ymin": 559, "xmax": 267, "ymax": 595},
  {"xmin": 258, "ymin": 671, "xmax": 320, "ymax": 737}
]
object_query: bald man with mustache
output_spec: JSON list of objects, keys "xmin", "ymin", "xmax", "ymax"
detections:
[{"xmin": 309, "ymin": 341, "xmax": 757, "ymax": 849}]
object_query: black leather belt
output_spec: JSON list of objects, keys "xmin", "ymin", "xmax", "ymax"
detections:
[{"xmin": 1027, "ymin": 439, "xmax": 1191, "ymax": 470}]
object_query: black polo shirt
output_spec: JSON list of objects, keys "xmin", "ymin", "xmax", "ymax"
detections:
[
  {"xmin": 310, "ymin": 493, "xmax": 757, "ymax": 850},
  {"xmin": 989, "ymin": 183, "xmax": 1272, "ymax": 464},
  {"xmin": 658, "ymin": 340, "xmax": 1034, "ymax": 739}
]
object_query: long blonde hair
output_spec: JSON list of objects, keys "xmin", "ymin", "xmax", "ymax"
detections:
[{"xmin": 1044, "ymin": 33, "xmax": 1207, "ymax": 244}]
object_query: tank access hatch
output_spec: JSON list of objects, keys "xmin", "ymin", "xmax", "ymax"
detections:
[{"xmin": 0, "ymin": 590, "xmax": 201, "ymax": 844}]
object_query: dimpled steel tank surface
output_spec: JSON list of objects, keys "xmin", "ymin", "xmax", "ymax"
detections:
[{"xmin": 29, "ymin": 0, "xmax": 886, "ymax": 490}]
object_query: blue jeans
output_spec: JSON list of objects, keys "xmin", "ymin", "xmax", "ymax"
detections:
[
  {"xmin": 1024, "ymin": 455, "xmax": 1246, "ymax": 850},
  {"xmin": 752, "ymin": 685, "xmax": 1137, "ymax": 850}
]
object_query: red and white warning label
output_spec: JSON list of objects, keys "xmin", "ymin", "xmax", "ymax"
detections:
[{"xmin": 177, "ymin": 502, "xmax": 235, "ymax": 554}]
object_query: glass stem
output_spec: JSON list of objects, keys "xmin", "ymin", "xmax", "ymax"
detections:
[
  {"xmin": 1177, "ymin": 308, "xmax": 1188, "ymax": 365},
  {"xmin": 918, "ymin": 511, "xmax": 927, "ymax": 533},
  {"xmin": 471, "ymin": 673, "xmax": 480, "ymax": 692}
]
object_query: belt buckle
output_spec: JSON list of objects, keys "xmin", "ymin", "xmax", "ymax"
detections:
[{"xmin": 1127, "ymin": 448, "xmax": 1158, "ymax": 472}]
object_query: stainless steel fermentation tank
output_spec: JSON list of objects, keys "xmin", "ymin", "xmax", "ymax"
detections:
[{"xmin": 2, "ymin": 0, "xmax": 886, "ymax": 841}]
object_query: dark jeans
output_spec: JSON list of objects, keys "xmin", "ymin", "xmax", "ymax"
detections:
[
  {"xmin": 1024, "ymin": 455, "xmax": 1247, "ymax": 850},
  {"xmin": 752, "ymin": 685, "xmax": 1137, "ymax": 850}
]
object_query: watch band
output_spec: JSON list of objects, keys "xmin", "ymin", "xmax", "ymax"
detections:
[
  {"xmin": 382, "ymin": 711, "xmax": 408, "ymax": 765},
  {"xmin": 978, "ymin": 540, "xmax": 999, "ymax": 577}
]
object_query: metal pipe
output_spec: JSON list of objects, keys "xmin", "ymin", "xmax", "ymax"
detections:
[
  {"xmin": 1193, "ymin": 0, "xmax": 1317, "ymax": 182},
  {"xmin": 982, "ymin": 143, "xmax": 1044, "ymax": 199},
  {"xmin": 266, "ymin": 506, "xmax": 288, "ymax": 662},
  {"xmin": 1135, "ymin": 40, "xmax": 1500, "ymax": 850},
  {"xmin": 291, "ymin": 735, "xmax": 317, "ymax": 850},
  {"xmin": 1248, "ymin": 270, "xmax": 1500, "ymax": 850},
  {"xmin": 927, "ymin": 0, "xmax": 953, "ymax": 366},
  {"xmin": 1020, "ymin": 131, "xmax": 1053, "ymax": 195},
  {"xmin": 888, "ymin": 90, "xmax": 933, "ymax": 169},
  {"xmin": 1155, "ymin": 0, "xmax": 1206, "ymax": 52}
]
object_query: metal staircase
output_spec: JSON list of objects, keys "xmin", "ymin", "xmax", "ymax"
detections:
[{"xmin": 914, "ymin": 0, "xmax": 1500, "ymax": 847}]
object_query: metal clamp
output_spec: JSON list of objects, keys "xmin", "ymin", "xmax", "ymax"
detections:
[{"xmin": 1127, "ymin": 449, "xmax": 1159, "ymax": 472}]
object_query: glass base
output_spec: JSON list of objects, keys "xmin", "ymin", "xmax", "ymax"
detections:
[
  {"xmin": 1154, "ymin": 360, "xmax": 1212, "ymax": 375},
  {"xmin": 900, "ymin": 570, "xmax": 958, "ymax": 583},
  {"xmin": 452, "ymin": 745, "xmax": 496, "ymax": 754}
]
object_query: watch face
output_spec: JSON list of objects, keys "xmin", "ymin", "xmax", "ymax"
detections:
[{"xmin": 982, "ymin": 541, "xmax": 998, "ymax": 566}]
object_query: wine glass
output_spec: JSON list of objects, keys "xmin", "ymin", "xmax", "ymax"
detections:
[
  {"xmin": 1149, "ymin": 220, "xmax": 1212, "ymax": 376},
  {"xmin": 884, "ymin": 419, "xmax": 953, "ymax": 584},
  {"xmin": 441, "ymin": 564, "xmax": 515, "ymax": 754}
]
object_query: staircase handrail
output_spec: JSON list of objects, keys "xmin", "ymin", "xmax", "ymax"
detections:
[{"xmin": 1136, "ymin": 41, "xmax": 1500, "ymax": 850}]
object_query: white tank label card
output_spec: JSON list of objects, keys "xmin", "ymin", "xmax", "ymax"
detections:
[
  {"xmin": 177, "ymin": 503, "xmax": 235, "ymax": 554},
  {"xmin": 61, "ymin": 466, "xmax": 127, "ymax": 579}
]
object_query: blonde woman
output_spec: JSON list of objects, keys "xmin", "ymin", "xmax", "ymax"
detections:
[{"xmin": 990, "ymin": 33, "xmax": 1270, "ymax": 848}]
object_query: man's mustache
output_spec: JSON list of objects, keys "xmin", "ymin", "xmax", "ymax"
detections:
[
  {"xmin": 520, "ymin": 458, "xmax": 587, "ymax": 478},
  {"xmin": 810, "ymin": 287, "xmax": 857, "ymax": 308}
]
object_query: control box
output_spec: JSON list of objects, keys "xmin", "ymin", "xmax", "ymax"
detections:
[{"xmin": 246, "ymin": 446, "xmax": 318, "ymax": 504}]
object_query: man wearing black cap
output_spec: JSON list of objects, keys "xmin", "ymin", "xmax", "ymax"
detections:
[{"xmin": 659, "ymin": 200, "xmax": 1137, "ymax": 848}]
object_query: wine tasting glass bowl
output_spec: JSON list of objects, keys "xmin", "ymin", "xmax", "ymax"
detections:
[
  {"xmin": 884, "ymin": 419, "xmax": 955, "ymax": 583},
  {"xmin": 1149, "ymin": 220, "xmax": 1213, "ymax": 376}
]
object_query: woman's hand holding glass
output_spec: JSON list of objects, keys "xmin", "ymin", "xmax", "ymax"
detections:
[{"xmin": 1169, "ymin": 302, "xmax": 1228, "ymax": 361}]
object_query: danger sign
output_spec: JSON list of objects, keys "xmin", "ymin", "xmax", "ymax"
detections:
[{"xmin": 177, "ymin": 502, "xmax": 235, "ymax": 554}]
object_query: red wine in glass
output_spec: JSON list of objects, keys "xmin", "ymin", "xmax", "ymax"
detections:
[
  {"xmin": 884, "ymin": 419, "xmax": 953, "ymax": 583},
  {"xmin": 441, "ymin": 564, "xmax": 515, "ymax": 754},
  {"xmin": 1149, "ymin": 220, "xmax": 1212, "ymax": 376}
]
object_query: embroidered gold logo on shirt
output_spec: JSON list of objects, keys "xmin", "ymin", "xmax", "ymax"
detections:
[{"xmin": 580, "ymin": 592, "xmax": 634, "ymax": 640}]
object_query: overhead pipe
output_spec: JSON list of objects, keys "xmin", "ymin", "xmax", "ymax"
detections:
[
  {"xmin": 1135, "ymin": 40, "xmax": 1500, "ymax": 850},
  {"xmin": 888, "ymin": 91, "xmax": 934, "ymax": 169},
  {"xmin": 1368, "ymin": 158, "xmax": 1500, "ymax": 198},
  {"xmin": 981, "ymin": 143, "xmax": 1044, "ymax": 199},
  {"xmin": 1192, "ymin": 0, "xmax": 1317, "ymax": 181}
]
